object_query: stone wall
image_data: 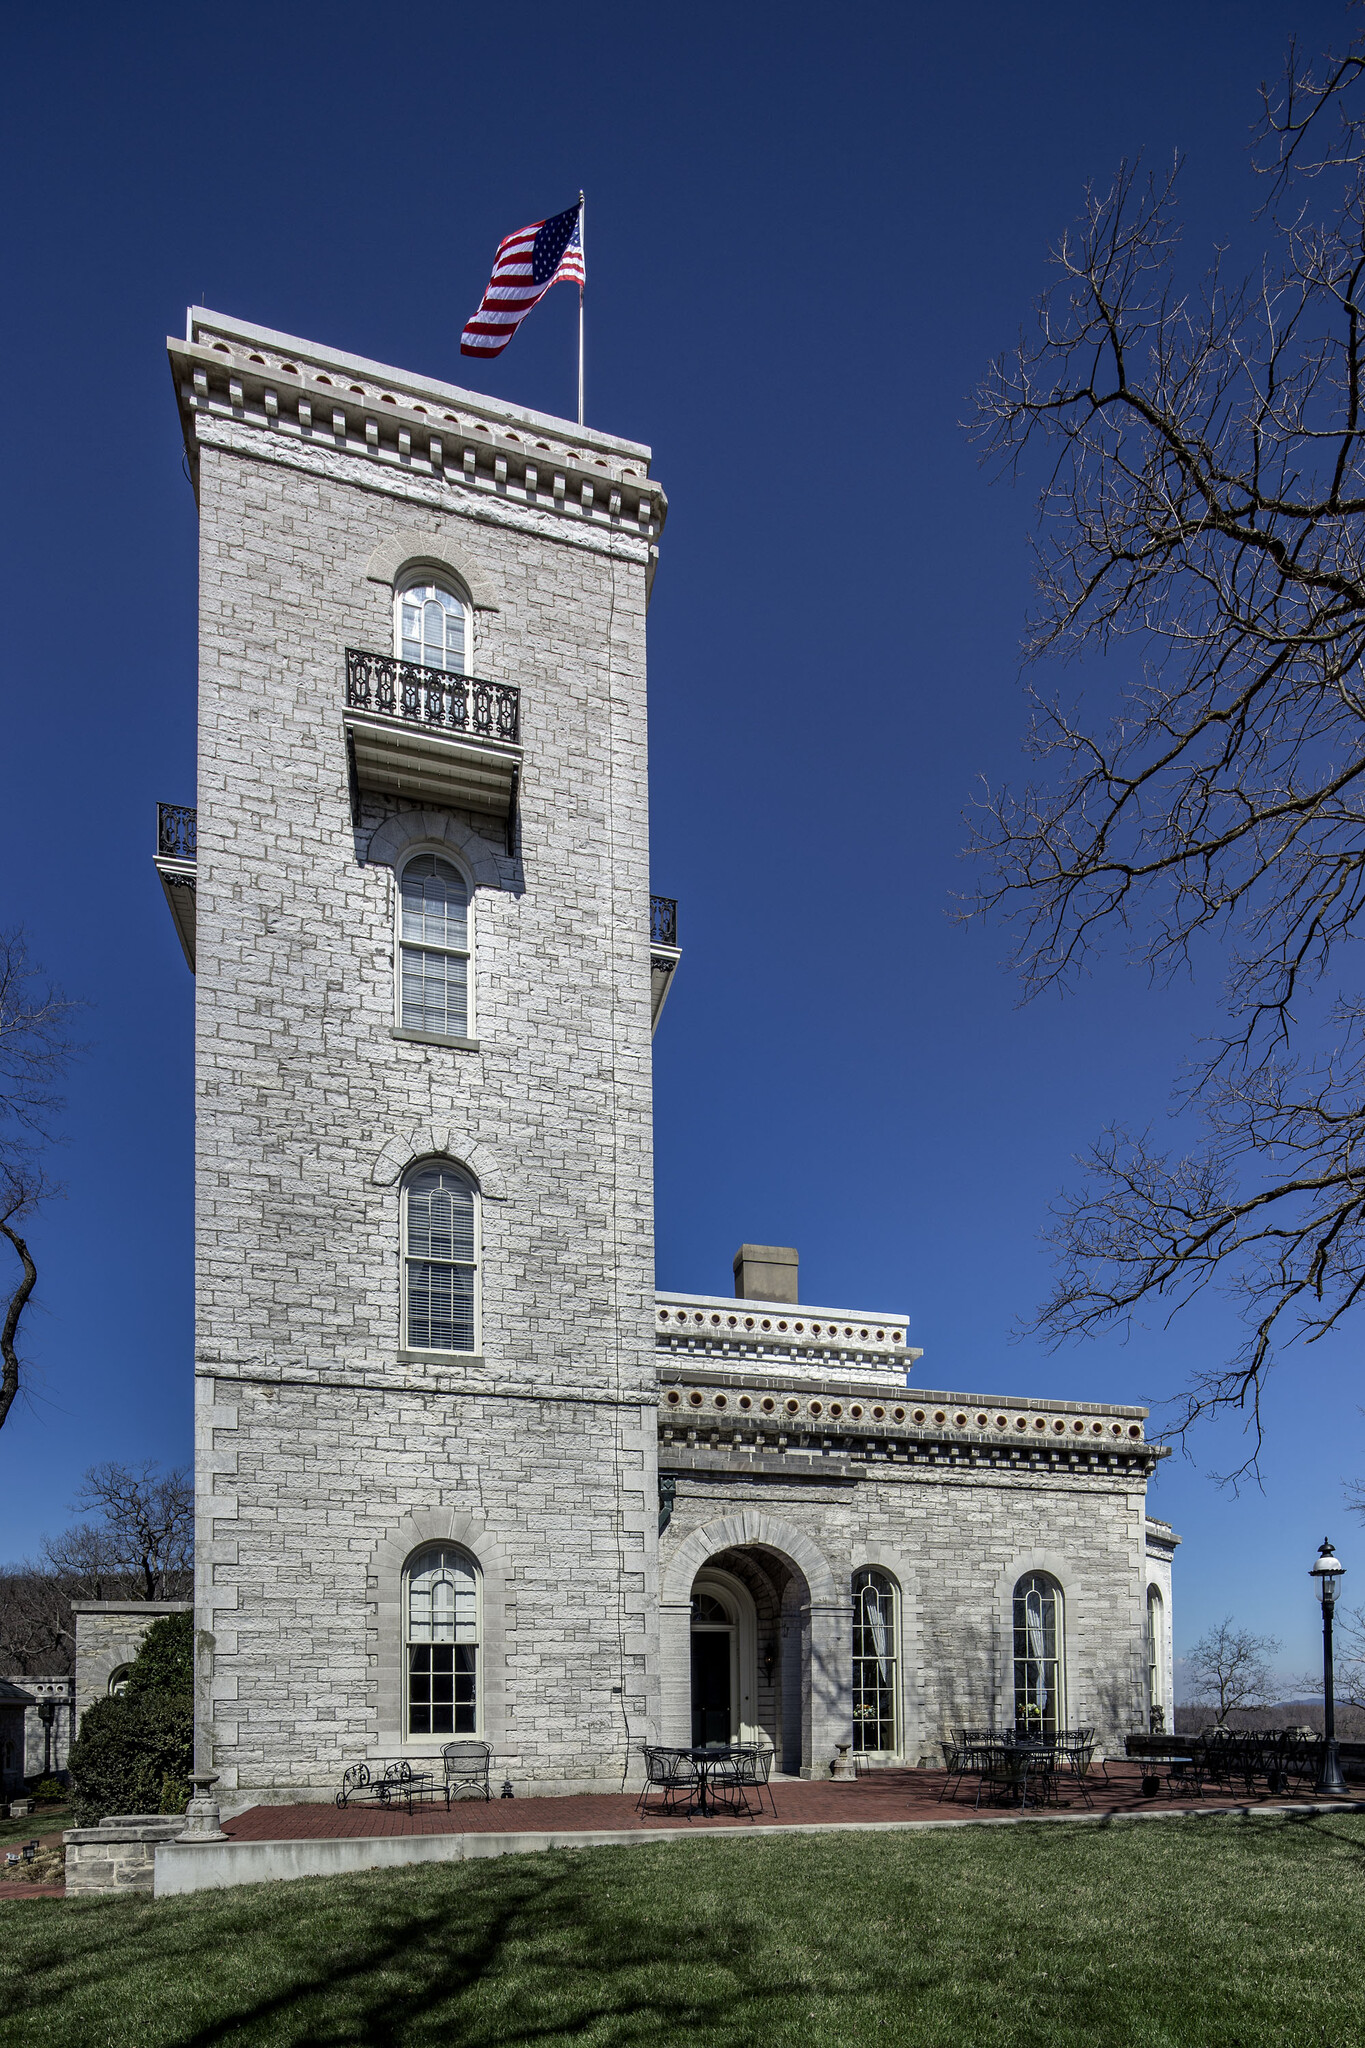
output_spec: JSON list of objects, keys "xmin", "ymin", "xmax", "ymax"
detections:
[
  {"xmin": 1, "ymin": 1676, "xmax": 75, "ymax": 1776},
  {"xmin": 659, "ymin": 1461, "xmax": 1151, "ymax": 1768},
  {"xmin": 71, "ymin": 1604, "xmax": 193, "ymax": 1724},
  {"xmin": 64, "ymin": 1816, "xmax": 187, "ymax": 1895},
  {"xmin": 179, "ymin": 316, "xmax": 660, "ymax": 1802}
]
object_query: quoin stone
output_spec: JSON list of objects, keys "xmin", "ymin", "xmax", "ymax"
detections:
[{"xmin": 154, "ymin": 309, "xmax": 1175, "ymax": 1812}]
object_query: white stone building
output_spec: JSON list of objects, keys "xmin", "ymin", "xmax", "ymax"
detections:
[{"xmin": 159, "ymin": 308, "xmax": 1176, "ymax": 1810}]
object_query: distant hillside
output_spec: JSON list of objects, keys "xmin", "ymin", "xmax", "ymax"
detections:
[{"xmin": 1174, "ymin": 1701, "xmax": 1365, "ymax": 1738}]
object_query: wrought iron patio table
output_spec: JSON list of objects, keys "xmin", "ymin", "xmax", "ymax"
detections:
[{"xmin": 682, "ymin": 1746, "xmax": 743, "ymax": 1816}]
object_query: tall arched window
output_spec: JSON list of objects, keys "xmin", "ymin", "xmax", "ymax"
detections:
[
  {"xmin": 404, "ymin": 1544, "xmax": 479, "ymax": 1736},
  {"xmin": 403, "ymin": 1162, "xmax": 479, "ymax": 1354},
  {"xmin": 396, "ymin": 581, "xmax": 469, "ymax": 674},
  {"xmin": 1013, "ymin": 1573, "xmax": 1064, "ymax": 1736},
  {"xmin": 852, "ymin": 1568, "xmax": 899, "ymax": 1754},
  {"xmin": 1147, "ymin": 1585, "xmax": 1165, "ymax": 1729},
  {"xmin": 399, "ymin": 854, "xmax": 470, "ymax": 1038}
]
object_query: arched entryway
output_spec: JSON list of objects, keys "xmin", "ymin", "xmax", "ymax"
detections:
[
  {"xmin": 690, "ymin": 1568, "xmax": 757, "ymax": 1747},
  {"xmin": 661, "ymin": 1512, "xmax": 844, "ymax": 1777}
]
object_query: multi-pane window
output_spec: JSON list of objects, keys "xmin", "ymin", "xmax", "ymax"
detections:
[
  {"xmin": 1013, "ymin": 1573, "xmax": 1064, "ymax": 1736},
  {"xmin": 852, "ymin": 1568, "xmax": 898, "ymax": 1754},
  {"xmin": 405, "ymin": 1544, "xmax": 478, "ymax": 1736},
  {"xmin": 398, "ymin": 583, "xmax": 467, "ymax": 674},
  {"xmin": 1147, "ymin": 1586, "xmax": 1164, "ymax": 1729},
  {"xmin": 404, "ymin": 1163, "xmax": 478, "ymax": 1353},
  {"xmin": 399, "ymin": 855, "xmax": 469, "ymax": 1037}
]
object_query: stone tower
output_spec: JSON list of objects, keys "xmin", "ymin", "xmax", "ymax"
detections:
[{"xmin": 165, "ymin": 309, "xmax": 668, "ymax": 1805}]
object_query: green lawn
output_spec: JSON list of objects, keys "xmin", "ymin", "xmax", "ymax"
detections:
[
  {"xmin": 0, "ymin": 1803, "xmax": 69, "ymax": 1848},
  {"xmin": 2, "ymin": 1813, "xmax": 1364, "ymax": 2047}
]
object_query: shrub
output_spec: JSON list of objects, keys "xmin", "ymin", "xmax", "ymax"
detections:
[
  {"xmin": 67, "ymin": 1612, "xmax": 193, "ymax": 1825},
  {"xmin": 122, "ymin": 1613, "xmax": 193, "ymax": 1701},
  {"xmin": 28, "ymin": 1778, "xmax": 67, "ymax": 1803},
  {"xmin": 67, "ymin": 1692, "xmax": 192, "ymax": 1823}
]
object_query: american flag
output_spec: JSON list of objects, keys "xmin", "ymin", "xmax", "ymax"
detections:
[{"xmin": 460, "ymin": 202, "xmax": 585, "ymax": 360}]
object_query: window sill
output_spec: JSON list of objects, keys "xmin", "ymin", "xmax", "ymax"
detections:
[
  {"xmin": 391, "ymin": 1028, "xmax": 481, "ymax": 1051},
  {"xmin": 398, "ymin": 1350, "xmax": 485, "ymax": 1367}
]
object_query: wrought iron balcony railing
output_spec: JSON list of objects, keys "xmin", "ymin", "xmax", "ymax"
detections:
[
  {"xmin": 650, "ymin": 895, "xmax": 678, "ymax": 949},
  {"xmin": 345, "ymin": 648, "xmax": 520, "ymax": 745},
  {"xmin": 157, "ymin": 803, "xmax": 197, "ymax": 863}
]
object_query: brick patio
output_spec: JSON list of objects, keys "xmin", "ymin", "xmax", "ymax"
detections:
[{"xmin": 222, "ymin": 1763, "xmax": 1352, "ymax": 1841}]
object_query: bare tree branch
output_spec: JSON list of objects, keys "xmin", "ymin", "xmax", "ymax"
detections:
[
  {"xmin": 963, "ymin": 34, "xmax": 1365, "ymax": 1466},
  {"xmin": 1184, "ymin": 1618, "xmax": 1282, "ymax": 1724},
  {"xmin": 0, "ymin": 929, "xmax": 83, "ymax": 1433},
  {"xmin": 49, "ymin": 1464, "xmax": 194, "ymax": 1602}
]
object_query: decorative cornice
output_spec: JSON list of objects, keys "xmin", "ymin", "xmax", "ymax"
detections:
[
  {"xmin": 169, "ymin": 311, "xmax": 666, "ymax": 559},
  {"xmin": 659, "ymin": 1365, "xmax": 1164, "ymax": 1482},
  {"xmin": 656, "ymin": 1289, "xmax": 915, "ymax": 1381}
]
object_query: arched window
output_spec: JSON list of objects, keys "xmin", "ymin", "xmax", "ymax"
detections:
[
  {"xmin": 1013, "ymin": 1573, "xmax": 1064, "ymax": 1736},
  {"xmin": 1147, "ymin": 1586, "xmax": 1165, "ymax": 1728},
  {"xmin": 403, "ymin": 1162, "xmax": 479, "ymax": 1354},
  {"xmin": 404, "ymin": 1544, "xmax": 479, "ymax": 1736},
  {"xmin": 399, "ymin": 854, "xmax": 470, "ymax": 1038},
  {"xmin": 396, "ymin": 580, "xmax": 469, "ymax": 675},
  {"xmin": 852, "ymin": 1568, "xmax": 899, "ymax": 1755}
]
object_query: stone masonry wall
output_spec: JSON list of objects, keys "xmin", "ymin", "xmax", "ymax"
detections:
[
  {"xmin": 187, "ymin": 335, "xmax": 660, "ymax": 1801},
  {"xmin": 660, "ymin": 1464, "xmax": 1149, "ymax": 1768},
  {"xmin": 72, "ymin": 1605, "xmax": 193, "ymax": 1724}
]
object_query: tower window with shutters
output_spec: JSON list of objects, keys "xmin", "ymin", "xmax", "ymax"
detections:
[
  {"xmin": 403, "ymin": 1162, "xmax": 479, "ymax": 1354},
  {"xmin": 398, "ymin": 854, "xmax": 470, "ymax": 1039}
]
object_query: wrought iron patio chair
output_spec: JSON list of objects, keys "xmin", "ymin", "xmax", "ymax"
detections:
[
  {"xmin": 636, "ymin": 1745, "xmax": 698, "ymax": 1818},
  {"xmin": 974, "ymin": 1744, "xmax": 1032, "ymax": 1810},
  {"xmin": 442, "ymin": 1741, "xmax": 492, "ymax": 1802},
  {"xmin": 711, "ymin": 1743, "xmax": 776, "ymax": 1820},
  {"xmin": 938, "ymin": 1741, "xmax": 971, "ymax": 1801}
]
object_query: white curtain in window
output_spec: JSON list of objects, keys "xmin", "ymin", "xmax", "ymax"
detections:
[
  {"xmin": 400, "ymin": 584, "xmax": 467, "ymax": 674},
  {"xmin": 864, "ymin": 1581, "xmax": 891, "ymax": 1685},
  {"xmin": 408, "ymin": 1548, "xmax": 477, "ymax": 1643},
  {"xmin": 1025, "ymin": 1588, "xmax": 1049, "ymax": 1715}
]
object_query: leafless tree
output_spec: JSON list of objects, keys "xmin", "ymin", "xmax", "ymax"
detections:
[
  {"xmin": 1336, "ymin": 1605, "xmax": 1365, "ymax": 1709},
  {"xmin": 0, "ymin": 929, "xmax": 82, "ymax": 1431},
  {"xmin": 0, "ymin": 1566, "xmax": 76, "ymax": 1675},
  {"xmin": 965, "ymin": 30, "xmax": 1365, "ymax": 1462},
  {"xmin": 1184, "ymin": 1619, "xmax": 1282, "ymax": 1725},
  {"xmin": 43, "ymin": 1462, "xmax": 193, "ymax": 1602}
]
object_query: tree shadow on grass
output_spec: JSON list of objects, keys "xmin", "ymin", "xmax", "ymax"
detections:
[{"xmin": 1, "ymin": 1849, "xmax": 903, "ymax": 2048}]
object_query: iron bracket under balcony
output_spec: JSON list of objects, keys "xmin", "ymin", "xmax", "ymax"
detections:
[
  {"xmin": 154, "ymin": 803, "xmax": 197, "ymax": 971},
  {"xmin": 650, "ymin": 894, "xmax": 680, "ymax": 1032},
  {"xmin": 343, "ymin": 649, "xmax": 522, "ymax": 852}
]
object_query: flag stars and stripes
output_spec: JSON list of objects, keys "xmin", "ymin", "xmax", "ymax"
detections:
[{"xmin": 461, "ymin": 203, "xmax": 585, "ymax": 359}]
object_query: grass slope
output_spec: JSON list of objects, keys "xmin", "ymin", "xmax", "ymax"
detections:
[{"xmin": 2, "ymin": 1813, "xmax": 1364, "ymax": 2046}]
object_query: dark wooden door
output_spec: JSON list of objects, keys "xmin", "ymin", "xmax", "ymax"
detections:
[{"xmin": 691, "ymin": 1630, "xmax": 732, "ymax": 1747}]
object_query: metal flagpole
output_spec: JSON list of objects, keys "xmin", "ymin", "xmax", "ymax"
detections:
[{"xmin": 577, "ymin": 191, "xmax": 585, "ymax": 428}]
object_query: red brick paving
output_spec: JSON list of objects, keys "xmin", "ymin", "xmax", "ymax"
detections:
[{"xmin": 223, "ymin": 1763, "xmax": 1351, "ymax": 1841}]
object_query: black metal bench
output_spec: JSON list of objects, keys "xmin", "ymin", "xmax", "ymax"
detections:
[{"xmin": 336, "ymin": 1760, "xmax": 448, "ymax": 1814}]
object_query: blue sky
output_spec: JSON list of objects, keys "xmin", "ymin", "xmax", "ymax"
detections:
[{"xmin": 1, "ymin": 0, "xmax": 1359, "ymax": 1685}]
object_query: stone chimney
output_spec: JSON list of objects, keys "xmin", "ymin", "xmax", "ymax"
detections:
[{"xmin": 733, "ymin": 1244, "xmax": 799, "ymax": 1303}]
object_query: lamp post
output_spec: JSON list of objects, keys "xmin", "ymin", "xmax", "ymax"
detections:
[
  {"xmin": 1310, "ymin": 1539, "xmax": 1347, "ymax": 1797},
  {"xmin": 36, "ymin": 1698, "xmax": 55, "ymax": 1779}
]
